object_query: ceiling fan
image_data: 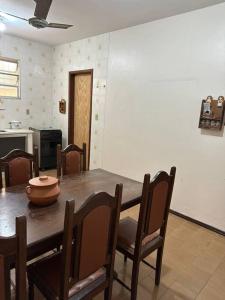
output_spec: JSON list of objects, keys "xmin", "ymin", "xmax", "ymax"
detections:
[{"xmin": 0, "ymin": 0, "xmax": 73, "ymax": 29}]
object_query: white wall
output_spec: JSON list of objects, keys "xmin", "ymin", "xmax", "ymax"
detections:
[
  {"xmin": 52, "ymin": 34, "xmax": 110, "ymax": 169},
  {"xmin": 103, "ymin": 3, "xmax": 225, "ymax": 230},
  {"xmin": 1, "ymin": 3, "xmax": 225, "ymax": 231},
  {"xmin": 0, "ymin": 34, "xmax": 53, "ymax": 129}
]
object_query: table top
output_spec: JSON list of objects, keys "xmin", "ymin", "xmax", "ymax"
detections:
[{"xmin": 0, "ymin": 169, "xmax": 142, "ymax": 254}]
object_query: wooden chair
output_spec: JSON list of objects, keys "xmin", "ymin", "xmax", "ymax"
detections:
[
  {"xmin": 0, "ymin": 168, "xmax": 2, "ymax": 189},
  {"xmin": 0, "ymin": 147, "xmax": 39, "ymax": 187},
  {"xmin": 0, "ymin": 215, "xmax": 27, "ymax": 300},
  {"xmin": 57, "ymin": 143, "xmax": 87, "ymax": 177},
  {"xmin": 27, "ymin": 184, "xmax": 123, "ymax": 300},
  {"xmin": 116, "ymin": 167, "xmax": 176, "ymax": 300}
]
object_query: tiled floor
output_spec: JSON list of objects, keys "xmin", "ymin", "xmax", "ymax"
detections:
[{"xmin": 16, "ymin": 170, "xmax": 225, "ymax": 299}]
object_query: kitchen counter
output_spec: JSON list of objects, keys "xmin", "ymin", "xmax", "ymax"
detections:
[
  {"xmin": 0, "ymin": 129, "xmax": 34, "ymax": 154},
  {"xmin": 0, "ymin": 129, "xmax": 34, "ymax": 135}
]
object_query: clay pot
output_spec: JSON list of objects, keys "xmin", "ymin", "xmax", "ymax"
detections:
[{"xmin": 26, "ymin": 175, "xmax": 60, "ymax": 206}]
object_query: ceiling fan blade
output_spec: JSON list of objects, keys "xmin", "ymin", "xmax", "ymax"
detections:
[
  {"xmin": 0, "ymin": 11, "xmax": 28, "ymax": 21},
  {"xmin": 47, "ymin": 23, "xmax": 73, "ymax": 29},
  {"xmin": 34, "ymin": 0, "xmax": 52, "ymax": 20}
]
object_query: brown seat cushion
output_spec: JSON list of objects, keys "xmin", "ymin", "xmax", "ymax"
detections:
[
  {"xmin": 27, "ymin": 253, "xmax": 106, "ymax": 299},
  {"xmin": 117, "ymin": 217, "xmax": 160, "ymax": 254}
]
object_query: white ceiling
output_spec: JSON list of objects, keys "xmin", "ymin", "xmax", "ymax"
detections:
[{"xmin": 0, "ymin": 0, "xmax": 224, "ymax": 45}]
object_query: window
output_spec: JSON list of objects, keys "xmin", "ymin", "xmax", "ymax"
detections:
[{"xmin": 0, "ymin": 57, "xmax": 20, "ymax": 99}]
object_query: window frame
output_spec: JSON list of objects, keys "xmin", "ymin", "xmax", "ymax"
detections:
[{"xmin": 0, "ymin": 56, "xmax": 21, "ymax": 99}]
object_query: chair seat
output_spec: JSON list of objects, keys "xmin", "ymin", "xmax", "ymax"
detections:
[
  {"xmin": 117, "ymin": 217, "xmax": 162, "ymax": 255},
  {"xmin": 27, "ymin": 252, "xmax": 106, "ymax": 299}
]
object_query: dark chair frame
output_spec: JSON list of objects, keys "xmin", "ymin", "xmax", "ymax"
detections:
[
  {"xmin": 0, "ymin": 167, "xmax": 2, "ymax": 189},
  {"xmin": 57, "ymin": 143, "xmax": 87, "ymax": 177},
  {"xmin": 0, "ymin": 216, "xmax": 27, "ymax": 300},
  {"xmin": 116, "ymin": 167, "xmax": 176, "ymax": 300},
  {"xmin": 28, "ymin": 184, "xmax": 123, "ymax": 300},
  {"xmin": 0, "ymin": 147, "xmax": 39, "ymax": 187}
]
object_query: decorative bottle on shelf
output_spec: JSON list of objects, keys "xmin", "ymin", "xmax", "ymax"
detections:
[
  {"xmin": 217, "ymin": 96, "xmax": 224, "ymax": 107},
  {"xmin": 202, "ymin": 96, "xmax": 213, "ymax": 118}
]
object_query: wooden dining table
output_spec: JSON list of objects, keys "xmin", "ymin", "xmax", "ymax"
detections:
[{"xmin": 0, "ymin": 168, "xmax": 142, "ymax": 261}]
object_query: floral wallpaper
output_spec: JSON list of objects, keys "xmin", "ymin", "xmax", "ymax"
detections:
[
  {"xmin": 52, "ymin": 33, "xmax": 110, "ymax": 169},
  {"xmin": 0, "ymin": 33, "xmax": 53, "ymax": 129},
  {"xmin": 0, "ymin": 33, "xmax": 110, "ymax": 169}
]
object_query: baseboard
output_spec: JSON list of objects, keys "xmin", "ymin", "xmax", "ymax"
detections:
[{"xmin": 169, "ymin": 209, "xmax": 225, "ymax": 237}]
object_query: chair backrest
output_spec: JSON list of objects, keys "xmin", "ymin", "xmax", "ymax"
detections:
[
  {"xmin": 0, "ymin": 147, "xmax": 39, "ymax": 187},
  {"xmin": 0, "ymin": 216, "xmax": 27, "ymax": 300},
  {"xmin": 57, "ymin": 143, "xmax": 87, "ymax": 177},
  {"xmin": 0, "ymin": 168, "xmax": 2, "ymax": 189},
  {"xmin": 60, "ymin": 184, "xmax": 123, "ymax": 299},
  {"xmin": 136, "ymin": 167, "xmax": 176, "ymax": 248}
]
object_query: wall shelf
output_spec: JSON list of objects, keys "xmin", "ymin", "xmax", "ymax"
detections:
[{"xmin": 199, "ymin": 97, "xmax": 225, "ymax": 131}]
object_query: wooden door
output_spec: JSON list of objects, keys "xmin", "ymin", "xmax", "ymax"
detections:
[{"xmin": 68, "ymin": 70, "xmax": 93, "ymax": 168}]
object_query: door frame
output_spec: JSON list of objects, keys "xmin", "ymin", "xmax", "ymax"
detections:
[{"xmin": 68, "ymin": 69, "xmax": 93, "ymax": 169}]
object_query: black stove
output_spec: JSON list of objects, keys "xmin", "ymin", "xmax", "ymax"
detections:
[{"xmin": 31, "ymin": 127, "xmax": 62, "ymax": 170}]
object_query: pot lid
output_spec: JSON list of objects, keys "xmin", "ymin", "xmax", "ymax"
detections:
[{"xmin": 29, "ymin": 176, "xmax": 58, "ymax": 187}]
